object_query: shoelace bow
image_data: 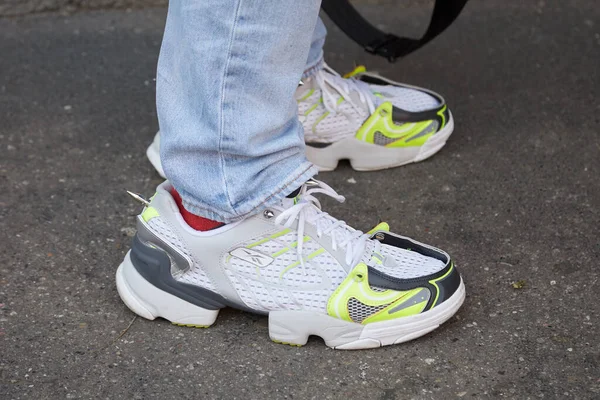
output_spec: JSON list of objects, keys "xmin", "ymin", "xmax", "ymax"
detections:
[
  {"xmin": 274, "ymin": 179, "xmax": 380, "ymax": 273},
  {"xmin": 314, "ymin": 64, "xmax": 378, "ymax": 115}
]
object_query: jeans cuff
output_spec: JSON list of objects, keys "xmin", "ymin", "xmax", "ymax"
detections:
[
  {"xmin": 181, "ymin": 162, "xmax": 318, "ymax": 224},
  {"xmin": 302, "ymin": 56, "xmax": 324, "ymax": 80}
]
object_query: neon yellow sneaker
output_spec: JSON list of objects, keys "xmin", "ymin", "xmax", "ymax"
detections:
[
  {"xmin": 146, "ymin": 64, "xmax": 453, "ymax": 176},
  {"xmin": 297, "ymin": 64, "xmax": 453, "ymax": 171},
  {"xmin": 116, "ymin": 180, "xmax": 465, "ymax": 349}
]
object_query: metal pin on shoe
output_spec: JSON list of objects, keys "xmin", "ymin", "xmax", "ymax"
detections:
[
  {"xmin": 126, "ymin": 190, "xmax": 150, "ymax": 207},
  {"xmin": 263, "ymin": 209, "xmax": 274, "ymax": 219}
]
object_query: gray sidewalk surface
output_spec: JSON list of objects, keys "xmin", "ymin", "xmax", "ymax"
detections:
[
  {"xmin": 1, "ymin": 1, "xmax": 599, "ymax": 399},
  {"xmin": 0, "ymin": 0, "xmax": 166, "ymax": 17}
]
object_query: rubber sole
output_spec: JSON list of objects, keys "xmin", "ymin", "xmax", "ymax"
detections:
[
  {"xmin": 116, "ymin": 251, "xmax": 465, "ymax": 350},
  {"xmin": 306, "ymin": 114, "xmax": 454, "ymax": 171}
]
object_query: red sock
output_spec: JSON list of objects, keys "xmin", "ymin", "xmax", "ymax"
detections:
[{"xmin": 170, "ymin": 189, "xmax": 224, "ymax": 231}]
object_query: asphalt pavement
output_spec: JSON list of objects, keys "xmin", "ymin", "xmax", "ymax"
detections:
[{"xmin": 1, "ymin": 1, "xmax": 599, "ymax": 399}]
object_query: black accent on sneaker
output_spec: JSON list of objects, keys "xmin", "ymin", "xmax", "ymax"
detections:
[
  {"xmin": 434, "ymin": 106, "xmax": 451, "ymax": 131},
  {"xmin": 391, "ymin": 106, "xmax": 442, "ymax": 124},
  {"xmin": 355, "ymin": 74, "xmax": 447, "ymax": 124},
  {"xmin": 367, "ymin": 231, "xmax": 461, "ymax": 310},
  {"xmin": 367, "ymin": 262, "xmax": 451, "ymax": 292},
  {"xmin": 367, "ymin": 263, "xmax": 461, "ymax": 312},
  {"xmin": 428, "ymin": 264, "xmax": 461, "ymax": 310},
  {"xmin": 286, "ymin": 186, "xmax": 302, "ymax": 198},
  {"xmin": 373, "ymin": 232, "xmax": 448, "ymax": 263},
  {"xmin": 305, "ymin": 142, "xmax": 333, "ymax": 149},
  {"xmin": 130, "ymin": 234, "xmax": 227, "ymax": 310}
]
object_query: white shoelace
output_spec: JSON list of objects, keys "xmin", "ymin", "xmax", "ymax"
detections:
[
  {"xmin": 274, "ymin": 179, "xmax": 379, "ymax": 272},
  {"xmin": 314, "ymin": 64, "xmax": 378, "ymax": 115}
]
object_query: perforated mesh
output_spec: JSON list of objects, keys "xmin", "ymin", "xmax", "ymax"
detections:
[
  {"xmin": 224, "ymin": 269, "xmax": 261, "ymax": 310},
  {"xmin": 370, "ymin": 286, "xmax": 387, "ymax": 292},
  {"xmin": 147, "ymin": 217, "xmax": 188, "ymax": 254},
  {"xmin": 373, "ymin": 131, "xmax": 400, "ymax": 146},
  {"xmin": 245, "ymin": 279, "xmax": 279, "ymax": 310},
  {"xmin": 291, "ymin": 289, "xmax": 331, "ymax": 312},
  {"xmin": 370, "ymin": 84, "xmax": 440, "ymax": 112},
  {"xmin": 348, "ymin": 298, "xmax": 389, "ymax": 323},
  {"xmin": 270, "ymin": 287, "xmax": 302, "ymax": 310},
  {"xmin": 224, "ymin": 229, "xmax": 348, "ymax": 313},
  {"xmin": 147, "ymin": 217, "xmax": 216, "ymax": 291},
  {"xmin": 297, "ymin": 83, "xmax": 368, "ymax": 144},
  {"xmin": 376, "ymin": 244, "xmax": 446, "ymax": 279}
]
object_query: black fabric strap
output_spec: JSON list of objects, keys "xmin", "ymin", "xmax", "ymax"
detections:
[{"xmin": 321, "ymin": 0, "xmax": 469, "ymax": 62}]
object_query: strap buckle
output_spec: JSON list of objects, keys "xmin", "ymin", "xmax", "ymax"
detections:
[{"xmin": 365, "ymin": 35, "xmax": 418, "ymax": 63}]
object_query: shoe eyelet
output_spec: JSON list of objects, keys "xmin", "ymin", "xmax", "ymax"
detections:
[
  {"xmin": 379, "ymin": 109, "xmax": 388, "ymax": 117},
  {"xmin": 263, "ymin": 210, "xmax": 274, "ymax": 219},
  {"xmin": 375, "ymin": 233, "xmax": 385, "ymax": 241},
  {"xmin": 354, "ymin": 273, "xmax": 364, "ymax": 282}
]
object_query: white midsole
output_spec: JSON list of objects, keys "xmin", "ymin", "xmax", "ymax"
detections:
[
  {"xmin": 269, "ymin": 278, "xmax": 465, "ymax": 349},
  {"xmin": 306, "ymin": 113, "xmax": 454, "ymax": 171},
  {"xmin": 146, "ymin": 132, "xmax": 165, "ymax": 178},
  {"xmin": 116, "ymin": 251, "xmax": 465, "ymax": 349}
]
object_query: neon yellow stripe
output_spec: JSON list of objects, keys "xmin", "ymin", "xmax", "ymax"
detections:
[
  {"xmin": 246, "ymin": 229, "xmax": 291, "ymax": 249},
  {"xmin": 312, "ymin": 111, "xmax": 330, "ymax": 132},
  {"xmin": 290, "ymin": 236, "xmax": 310, "ymax": 248},
  {"xmin": 273, "ymin": 234, "xmax": 309, "ymax": 257},
  {"xmin": 279, "ymin": 248, "xmax": 325, "ymax": 278},
  {"xmin": 298, "ymin": 89, "xmax": 314, "ymax": 101},
  {"xmin": 343, "ymin": 65, "xmax": 366, "ymax": 78},
  {"xmin": 141, "ymin": 206, "xmax": 159, "ymax": 222},
  {"xmin": 307, "ymin": 248, "xmax": 325, "ymax": 260},
  {"xmin": 304, "ymin": 102, "xmax": 319, "ymax": 116},
  {"xmin": 280, "ymin": 260, "xmax": 301, "ymax": 277},
  {"xmin": 246, "ymin": 237, "xmax": 270, "ymax": 249},
  {"xmin": 272, "ymin": 248, "xmax": 290, "ymax": 257},
  {"xmin": 367, "ymin": 222, "xmax": 389, "ymax": 235},
  {"xmin": 437, "ymin": 105, "xmax": 447, "ymax": 128},
  {"xmin": 269, "ymin": 228, "xmax": 291, "ymax": 239}
]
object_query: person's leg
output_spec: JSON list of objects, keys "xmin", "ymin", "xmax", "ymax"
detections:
[
  {"xmin": 303, "ymin": 17, "xmax": 327, "ymax": 79},
  {"xmin": 118, "ymin": 2, "xmax": 465, "ymax": 346},
  {"xmin": 157, "ymin": 0, "xmax": 320, "ymax": 224}
]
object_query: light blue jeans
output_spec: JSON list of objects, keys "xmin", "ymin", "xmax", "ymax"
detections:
[{"xmin": 157, "ymin": 0, "xmax": 327, "ymax": 223}]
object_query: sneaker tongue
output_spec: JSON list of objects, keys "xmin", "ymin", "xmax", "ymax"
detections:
[{"xmin": 279, "ymin": 186, "xmax": 301, "ymax": 209}]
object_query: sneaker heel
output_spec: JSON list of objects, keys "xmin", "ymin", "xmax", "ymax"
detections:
[{"xmin": 116, "ymin": 252, "xmax": 219, "ymax": 327}]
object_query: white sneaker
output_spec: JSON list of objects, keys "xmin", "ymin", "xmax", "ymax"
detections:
[
  {"xmin": 116, "ymin": 180, "xmax": 465, "ymax": 349},
  {"xmin": 299, "ymin": 65, "xmax": 454, "ymax": 171},
  {"xmin": 146, "ymin": 65, "xmax": 454, "ymax": 176}
]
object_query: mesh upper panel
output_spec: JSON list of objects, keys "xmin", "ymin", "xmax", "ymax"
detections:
[
  {"xmin": 370, "ymin": 84, "xmax": 440, "ymax": 112},
  {"xmin": 373, "ymin": 131, "xmax": 401, "ymax": 146},
  {"xmin": 348, "ymin": 298, "xmax": 389, "ymax": 323},
  {"xmin": 375, "ymin": 244, "xmax": 446, "ymax": 279},
  {"xmin": 297, "ymin": 82, "xmax": 368, "ymax": 144},
  {"xmin": 225, "ymin": 232, "xmax": 348, "ymax": 313},
  {"xmin": 369, "ymin": 286, "xmax": 388, "ymax": 292},
  {"xmin": 147, "ymin": 217, "xmax": 216, "ymax": 291}
]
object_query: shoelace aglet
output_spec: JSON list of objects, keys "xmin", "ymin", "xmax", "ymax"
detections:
[{"xmin": 126, "ymin": 190, "xmax": 150, "ymax": 207}]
